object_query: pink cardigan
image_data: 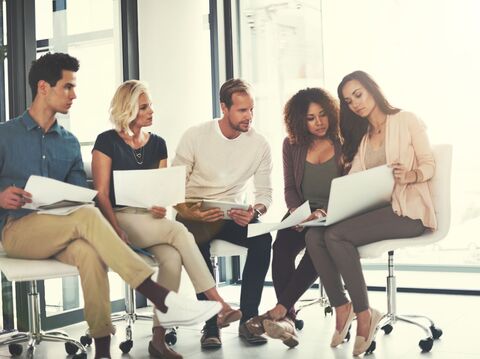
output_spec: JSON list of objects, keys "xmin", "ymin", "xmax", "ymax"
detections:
[{"xmin": 349, "ymin": 111, "xmax": 437, "ymax": 229}]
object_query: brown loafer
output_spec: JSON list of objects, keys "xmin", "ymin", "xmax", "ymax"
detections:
[
  {"xmin": 239, "ymin": 322, "xmax": 268, "ymax": 345},
  {"xmin": 148, "ymin": 341, "xmax": 183, "ymax": 359}
]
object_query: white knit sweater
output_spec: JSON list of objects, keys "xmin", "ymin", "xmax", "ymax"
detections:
[{"xmin": 172, "ymin": 119, "xmax": 272, "ymax": 208}]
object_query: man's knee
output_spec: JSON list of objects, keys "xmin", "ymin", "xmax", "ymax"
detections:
[
  {"xmin": 72, "ymin": 206, "xmax": 102, "ymax": 220},
  {"xmin": 68, "ymin": 240, "xmax": 107, "ymax": 271}
]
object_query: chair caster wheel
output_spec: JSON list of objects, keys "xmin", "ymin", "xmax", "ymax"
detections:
[
  {"xmin": 366, "ymin": 340, "xmax": 376, "ymax": 354},
  {"xmin": 430, "ymin": 325, "xmax": 443, "ymax": 339},
  {"xmin": 80, "ymin": 334, "xmax": 92, "ymax": 346},
  {"xmin": 382, "ymin": 324, "xmax": 393, "ymax": 335},
  {"xmin": 419, "ymin": 338, "xmax": 433, "ymax": 352},
  {"xmin": 65, "ymin": 342, "xmax": 79, "ymax": 355},
  {"xmin": 72, "ymin": 353, "xmax": 87, "ymax": 359},
  {"xmin": 324, "ymin": 306, "xmax": 333, "ymax": 316},
  {"xmin": 119, "ymin": 339, "xmax": 133, "ymax": 353},
  {"xmin": 165, "ymin": 330, "xmax": 177, "ymax": 345},
  {"xmin": 295, "ymin": 319, "xmax": 304, "ymax": 330},
  {"xmin": 8, "ymin": 343, "xmax": 23, "ymax": 356}
]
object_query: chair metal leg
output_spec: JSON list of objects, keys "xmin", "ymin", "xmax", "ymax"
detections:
[
  {"xmin": 0, "ymin": 280, "xmax": 87, "ymax": 357},
  {"xmin": 110, "ymin": 282, "xmax": 153, "ymax": 354},
  {"xmin": 211, "ymin": 255, "xmax": 220, "ymax": 287},
  {"xmin": 296, "ymin": 281, "xmax": 332, "ymax": 316},
  {"xmin": 376, "ymin": 251, "xmax": 442, "ymax": 353}
]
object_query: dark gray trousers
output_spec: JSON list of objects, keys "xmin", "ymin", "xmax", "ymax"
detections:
[{"xmin": 305, "ymin": 205, "xmax": 425, "ymax": 313}]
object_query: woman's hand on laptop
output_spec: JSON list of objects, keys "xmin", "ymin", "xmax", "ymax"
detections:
[{"xmin": 293, "ymin": 209, "xmax": 327, "ymax": 232}]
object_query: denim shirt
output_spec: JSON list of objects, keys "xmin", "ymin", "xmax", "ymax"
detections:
[{"xmin": 0, "ymin": 110, "xmax": 87, "ymax": 237}]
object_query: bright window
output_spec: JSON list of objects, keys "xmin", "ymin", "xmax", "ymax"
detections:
[{"xmin": 236, "ymin": 0, "xmax": 480, "ymax": 284}]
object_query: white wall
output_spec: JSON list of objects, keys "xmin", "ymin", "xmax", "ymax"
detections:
[{"xmin": 138, "ymin": 0, "xmax": 212, "ymax": 157}]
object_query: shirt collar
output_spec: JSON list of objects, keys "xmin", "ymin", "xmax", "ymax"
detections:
[{"xmin": 21, "ymin": 110, "xmax": 62, "ymax": 135}]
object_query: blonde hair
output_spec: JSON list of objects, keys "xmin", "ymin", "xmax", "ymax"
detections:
[{"xmin": 109, "ymin": 80, "xmax": 151, "ymax": 134}]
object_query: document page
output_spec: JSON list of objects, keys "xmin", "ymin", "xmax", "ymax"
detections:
[
  {"xmin": 23, "ymin": 175, "xmax": 97, "ymax": 214},
  {"xmin": 114, "ymin": 166, "xmax": 185, "ymax": 208},
  {"xmin": 247, "ymin": 201, "xmax": 312, "ymax": 238}
]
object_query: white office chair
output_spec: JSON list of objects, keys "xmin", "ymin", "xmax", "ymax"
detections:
[
  {"xmin": 358, "ymin": 144, "xmax": 452, "ymax": 354},
  {"xmin": 210, "ymin": 239, "xmax": 247, "ymax": 286},
  {"xmin": 0, "ymin": 244, "xmax": 87, "ymax": 358}
]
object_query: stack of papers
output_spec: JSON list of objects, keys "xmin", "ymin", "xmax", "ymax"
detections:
[
  {"xmin": 23, "ymin": 176, "xmax": 97, "ymax": 215},
  {"xmin": 247, "ymin": 201, "xmax": 312, "ymax": 238}
]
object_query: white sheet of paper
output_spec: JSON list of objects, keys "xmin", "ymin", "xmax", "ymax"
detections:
[
  {"xmin": 114, "ymin": 166, "xmax": 185, "ymax": 208},
  {"xmin": 23, "ymin": 175, "xmax": 97, "ymax": 210},
  {"xmin": 247, "ymin": 201, "xmax": 312, "ymax": 238}
]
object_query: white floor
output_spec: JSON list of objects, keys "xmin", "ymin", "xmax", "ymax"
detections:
[{"xmin": 0, "ymin": 285, "xmax": 477, "ymax": 359}]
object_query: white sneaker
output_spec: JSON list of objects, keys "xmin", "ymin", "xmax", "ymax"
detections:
[{"xmin": 155, "ymin": 291, "xmax": 221, "ymax": 328}]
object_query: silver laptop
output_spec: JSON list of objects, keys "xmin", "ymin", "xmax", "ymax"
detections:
[{"xmin": 302, "ymin": 165, "xmax": 394, "ymax": 227}]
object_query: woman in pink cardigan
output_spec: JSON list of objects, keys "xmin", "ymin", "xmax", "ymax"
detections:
[{"xmin": 305, "ymin": 71, "xmax": 436, "ymax": 356}]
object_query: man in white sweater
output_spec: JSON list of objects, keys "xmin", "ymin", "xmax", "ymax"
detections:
[{"xmin": 173, "ymin": 79, "xmax": 273, "ymax": 348}]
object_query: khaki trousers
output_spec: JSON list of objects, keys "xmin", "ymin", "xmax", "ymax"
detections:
[
  {"xmin": 2, "ymin": 207, "xmax": 154, "ymax": 338},
  {"xmin": 115, "ymin": 212, "xmax": 215, "ymax": 327}
]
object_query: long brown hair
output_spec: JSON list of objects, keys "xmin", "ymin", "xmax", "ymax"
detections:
[{"xmin": 337, "ymin": 71, "xmax": 400, "ymax": 165}]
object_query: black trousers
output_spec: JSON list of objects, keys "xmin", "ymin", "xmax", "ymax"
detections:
[{"xmin": 178, "ymin": 217, "xmax": 272, "ymax": 326}]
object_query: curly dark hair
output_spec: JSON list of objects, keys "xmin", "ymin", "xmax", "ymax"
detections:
[
  {"xmin": 284, "ymin": 87, "xmax": 340, "ymax": 147},
  {"xmin": 337, "ymin": 70, "xmax": 400, "ymax": 165},
  {"xmin": 28, "ymin": 52, "xmax": 79, "ymax": 99}
]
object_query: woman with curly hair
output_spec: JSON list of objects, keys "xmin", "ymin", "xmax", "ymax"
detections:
[{"xmin": 246, "ymin": 87, "xmax": 343, "ymax": 347}]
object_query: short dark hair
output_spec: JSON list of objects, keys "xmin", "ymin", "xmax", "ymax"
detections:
[
  {"xmin": 219, "ymin": 78, "xmax": 252, "ymax": 108},
  {"xmin": 28, "ymin": 52, "xmax": 80, "ymax": 99},
  {"xmin": 337, "ymin": 70, "xmax": 400, "ymax": 165},
  {"xmin": 284, "ymin": 87, "xmax": 340, "ymax": 147}
]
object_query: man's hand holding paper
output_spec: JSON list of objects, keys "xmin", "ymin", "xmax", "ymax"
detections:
[{"xmin": 22, "ymin": 175, "xmax": 97, "ymax": 215}]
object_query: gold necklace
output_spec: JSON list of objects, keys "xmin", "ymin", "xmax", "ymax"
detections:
[{"xmin": 369, "ymin": 116, "xmax": 388, "ymax": 135}]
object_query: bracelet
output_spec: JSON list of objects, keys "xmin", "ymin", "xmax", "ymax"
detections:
[{"xmin": 412, "ymin": 169, "xmax": 418, "ymax": 183}]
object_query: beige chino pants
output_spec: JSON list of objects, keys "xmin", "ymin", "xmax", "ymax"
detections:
[
  {"xmin": 2, "ymin": 206, "xmax": 154, "ymax": 338},
  {"xmin": 115, "ymin": 212, "xmax": 215, "ymax": 327}
]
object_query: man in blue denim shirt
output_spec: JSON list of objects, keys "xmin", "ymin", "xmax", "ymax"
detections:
[{"xmin": 0, "ymin": 52, "xmax": 220, "ymax": 359}]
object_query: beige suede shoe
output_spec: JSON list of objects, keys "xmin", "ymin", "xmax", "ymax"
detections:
[
  {"xmin": 353, "ymin": 308, "xmax": 383, "ymax": 356},
  {"xmin": 331, "ymin": 302, "xmax": 355, "ymax": 347},
  {"xmin": 263, "ymin": 317, "xmax": 299, "ymax": 348}
]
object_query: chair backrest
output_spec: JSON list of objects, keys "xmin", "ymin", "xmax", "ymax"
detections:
[{"xmin": 358, "ymin": 144, "xmax": 452, "ymax": 258}]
